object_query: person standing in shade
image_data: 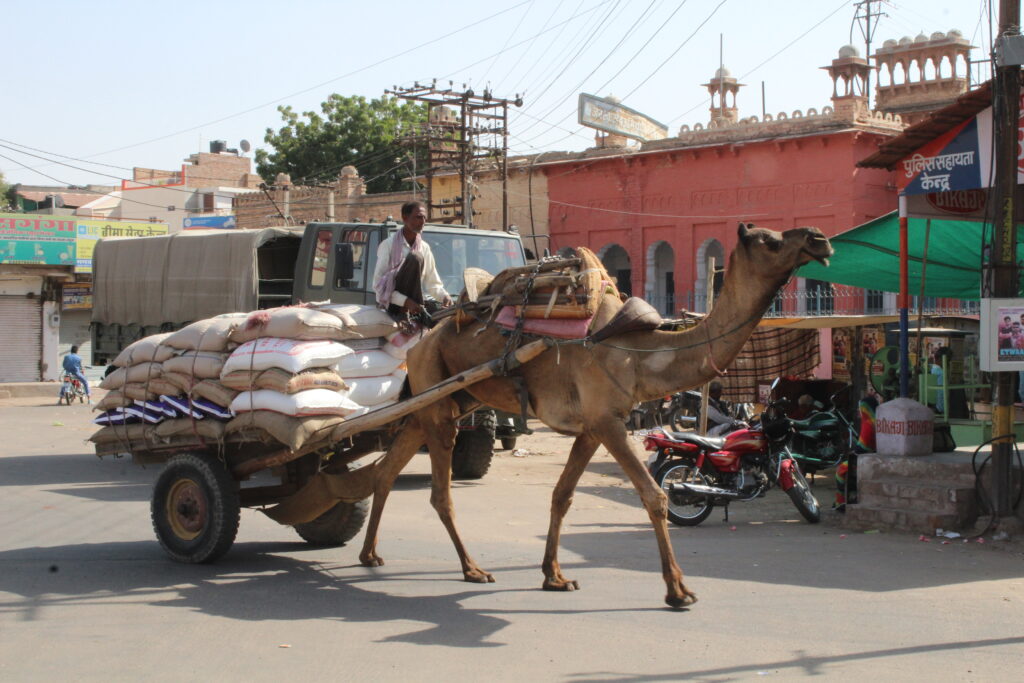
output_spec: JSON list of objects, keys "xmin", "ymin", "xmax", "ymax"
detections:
[{"xmin": 373, "ymin": 200, "xmax": 453, "ymax": 323}]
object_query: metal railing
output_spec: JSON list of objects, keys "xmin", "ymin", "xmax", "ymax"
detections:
[{"xmin": 647, "ymin": 284, "xmax": 980, "ymax": 318}]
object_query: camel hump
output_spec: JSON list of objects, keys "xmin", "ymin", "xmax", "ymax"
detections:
[{"xmin": 589, "ymin": 297, "xmax": 663, "ymax": 343}]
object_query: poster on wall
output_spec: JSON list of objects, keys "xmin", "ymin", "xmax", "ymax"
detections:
[
  {"xmin": 980, "ymin": 298, "xmax": 1024, "ymax": 371},
  {"xmin": 62, "ymin": 283, "xmax": 92, "ymax": 310},
  {"xmin": 832, "ymin": 328, "xmax": 851, "ymax": 382},
  {"xmin": 0, "ymin": 214, "xmax": 76, "ymax": 265}
]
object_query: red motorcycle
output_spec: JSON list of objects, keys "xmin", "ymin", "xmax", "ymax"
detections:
[{"xmin": 642, "ymin": 379, "xmax": 820, "ymax": 526}]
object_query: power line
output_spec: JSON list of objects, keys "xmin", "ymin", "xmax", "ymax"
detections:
[
  {"xmin": 515, "ymin": 0, "xmax": 691, "ymax": 146},
  {"xmin": 9, "ymin": 0, "xmax": 534, "ymax": 172},
  {"xmin": 510, "ymin": 0, "xmax": 661, "ymax": 140}
]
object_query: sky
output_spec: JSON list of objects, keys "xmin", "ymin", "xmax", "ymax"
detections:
[{"xmin": 1, "ymin": 0, "xmax": 993, "ymax": 190}]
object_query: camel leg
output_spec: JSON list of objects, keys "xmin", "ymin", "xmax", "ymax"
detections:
[
  {"xmin": 358, "ymin": 421, "xmax": 426, "ymax": 567},
  {"xmin": 423, "ymin": 411, "xmax": 495, "ymax": 584},
  {"xmin": 541, "ymin": 433, "xmax": 600, "ymax": 592},
  {"xmin": 594, "ymin": 422, "xmax": 698, "ymax": 609}
]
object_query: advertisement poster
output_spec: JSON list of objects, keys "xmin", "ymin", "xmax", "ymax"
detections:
[
  {"xmin": 62, "ymin": 283, "xmax": 93, "ymax": 310},
  {"xmin": 75, "ymin": 219, "xmax": 169, "ymax": 273},
  {"xmin": 0, "ymin": 214, "xmax": 77, "ymax": 265},
  {"xmin": 994, "ymin": 304, "xmax": 1024, "ymax": 362},
  {"xmin": 832, "ymin": 328, "xmax": 851, "ymax": 382}
]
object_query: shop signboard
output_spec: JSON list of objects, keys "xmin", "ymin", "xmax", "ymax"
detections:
[
  {"xmin": 0, "ymin": 213, "xmax": 76, "ymax": 266},
  {"xmin": 578, "ymin": 93, "xmax": 668, "ymax": 142},
  {"xmin": 75, "ymin": 219, "xmax": 169, "ymax": 273},
  {"xmin": 183, "ymin": 215, "xmax": 236, "ymax": 229}
]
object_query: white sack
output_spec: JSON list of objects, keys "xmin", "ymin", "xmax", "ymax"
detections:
[
  {"xmin": 336, "ymin": 349, "xmax": 402, "ymax": 379},
  {"xmin": 230, "ymin": 389, "xmax": 363, "ymax": 417},
  {"xmin": 222, "ymin": 338, "xmax": 354, "ymax": 376}
]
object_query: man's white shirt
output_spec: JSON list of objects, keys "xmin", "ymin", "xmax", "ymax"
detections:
[{"xmin": 373, "ymin": 232, "xmax": 449, "ymax": 307}]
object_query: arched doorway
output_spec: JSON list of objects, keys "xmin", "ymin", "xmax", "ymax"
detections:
[
  {"xmin": 598, "ymin": 243, "xmax": 631, "ymax": 297},
  {"xmin": 695, "ymin": 238, "xmax": 725, "ymax": 312},
  {"xmin": 645, "ymin": 241, "xmax": 675, "ymax": 315}
]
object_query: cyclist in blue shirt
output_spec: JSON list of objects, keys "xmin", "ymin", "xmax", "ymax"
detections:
[{"xmin": 60, "ymin": 345, "xmax": 91, "ymax": 404}]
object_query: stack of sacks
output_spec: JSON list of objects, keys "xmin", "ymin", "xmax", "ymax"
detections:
[
  {"xmin": 319, "ymin": 304, "xmax": 420, "ymax": 413},
  {"xmin": 89, "ymin": 304, "xmax": 428, "ymax": 452},
  {"xmin": 90, "ymin": 317, "xmax": 250, "ymax": 446}
]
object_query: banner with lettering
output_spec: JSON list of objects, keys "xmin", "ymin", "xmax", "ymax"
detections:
[
  {"xmin": 75, "ymin": 219, "xmax": 169, "ymax": 273},
  {"xmin": 0, "ymin": 213, "xmax": 77, "ymax": 265},
  {"xmin": 898, "ymin": 118, "xmax": 982, "ymax": 195}
]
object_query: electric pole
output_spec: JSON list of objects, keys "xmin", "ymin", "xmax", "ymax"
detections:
[
  {"xmin": 851, "ymin": 0, "xmax": 888, "ymax": 109},
  {"xmin": 387, "ymin": 82, "xmax": 521, "ymax": 229},
  {"xmin": 989, "ymin": 0, "xmax": 1021, "ymax": 531}
]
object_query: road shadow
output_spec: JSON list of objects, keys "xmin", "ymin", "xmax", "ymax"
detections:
[
  {"xmin": 0, "ymin": 541, "xmax": 648, "ymax": 648},
  {"xmin": 541, "ymin": 518, "xmax": 1024, "ymax": 593}
]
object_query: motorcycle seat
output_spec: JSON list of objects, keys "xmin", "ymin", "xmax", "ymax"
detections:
[{"xmin": 666, "ymin": 431, "xmax": 727, "ymax": 450}]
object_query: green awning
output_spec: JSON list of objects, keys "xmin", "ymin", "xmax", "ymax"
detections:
[{"xmin": 797, "ymin": 211, "xmax": 1022, "ymax": 301}]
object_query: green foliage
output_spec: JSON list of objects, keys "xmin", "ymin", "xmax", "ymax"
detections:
[
  {"xmin": 0, "ymin": 172, "xmax": 11, "ymax": 210},
  {"xmin": 256, "ymin": 94, "xmax": 427, "ymax": 194}
]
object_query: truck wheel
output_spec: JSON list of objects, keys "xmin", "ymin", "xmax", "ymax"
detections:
[
  {"xmin": 294, "ymin": 499, "xmax": 370, "ymax": 547},
  {"xmin": 500, "ymin": 437, "xmax": 517, "ymax": 451},
  {"xmin": 151, "ymin": 453, "xmax": 240, "ymax": 564},
  {"xmin": 452, "ymin": 410, "xmax": 495, "ymax": 479}
]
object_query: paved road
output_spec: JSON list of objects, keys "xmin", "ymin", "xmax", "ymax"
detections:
[{"xmin": 2, "ymin": 398, "xmax": 1022, "ymax": 681}]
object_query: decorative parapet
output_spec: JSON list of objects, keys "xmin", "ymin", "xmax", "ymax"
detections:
[{"xmin": 666, "ymin": 104, "xmax": 903, "ymax": 149}]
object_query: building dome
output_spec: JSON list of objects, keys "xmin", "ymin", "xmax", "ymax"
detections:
[
  {"xmin": 604, "ymin": 94, "xmax": 622, "ymax": 104},
  {"xmin": 948, "ymin": 29, "xmax": 964, "ymax": 39},
  {"xmin": 914, "ymin": 32, "xmax": 928, "ymax": 43},
  {"xmin": 899, "ymin": 36, "xmax": 913, "ymax": 46},
  {"xmin": 930, "ymin": 31, "xmax": 946, "ymax": 41},
  {"xmin": 838, "ymin": 44, "xmax": 860, "ymax": 58},
  {"xmin": 340, "ymin": 166, "xmax": 357, "ymax": 177},
  {"xmin": 882, "ymin": 38, "xmax": 898, "ymax": 49},
  {"xmin": 714, "ymin": 66, "xmax": 731, "ymax": 79}
]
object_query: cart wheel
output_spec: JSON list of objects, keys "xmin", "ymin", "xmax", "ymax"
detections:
[
  {"xmin": 293, "ymin": 498, "xmax": 370, "ymax": 547},
  {"xmin": 151, "ymin": 453, "xmax": 240, "ymax": 563}
]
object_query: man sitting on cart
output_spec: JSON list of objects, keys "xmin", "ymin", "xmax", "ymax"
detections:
[{"xmin": 373, "ymin": 200, "xmax": 453, "ymax": 326}]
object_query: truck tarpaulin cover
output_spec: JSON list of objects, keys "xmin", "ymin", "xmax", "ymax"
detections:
[{"xmin": 92, "ymin": 228, "xmax": 295, "ymax": 326}]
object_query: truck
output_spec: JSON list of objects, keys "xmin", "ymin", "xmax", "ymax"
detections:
[{"xmin": 91, "ymin": 220, "xmax": 530, "ymax": 479}]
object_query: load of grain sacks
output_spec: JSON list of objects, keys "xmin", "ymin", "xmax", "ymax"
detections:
[{"xmin": 89, "ymin": 304, "xmax": 424, "ymax": 452}]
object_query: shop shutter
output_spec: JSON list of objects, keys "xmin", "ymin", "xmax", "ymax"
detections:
[{"xmin": 0, "ymin": 295, "xmax": 43, "ymax": 382}]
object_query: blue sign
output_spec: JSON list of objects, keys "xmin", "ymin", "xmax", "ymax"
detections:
[{"xmin": 183, "ymin": 215, "xmax": 237, "ymax": 229}]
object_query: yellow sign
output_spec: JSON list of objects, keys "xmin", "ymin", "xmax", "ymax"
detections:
[{"xmin": 76, "ymin": 219, "xmax": 169, "ymax": 273}]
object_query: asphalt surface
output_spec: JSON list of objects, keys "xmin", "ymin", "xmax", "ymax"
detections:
[{"xmin": 1, "ymin": 396, "xmax": 1022, "ymax": 681}]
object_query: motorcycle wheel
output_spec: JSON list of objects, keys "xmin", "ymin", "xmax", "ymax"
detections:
[
  {"xmin": 785, "ymin": 464, "xmax": 821, "ymax": 524},
  {"xmin": 655, "ymin": 461, "xmax": 714, "ymax": 527},
  {"xmin": 63, "ymin": 389, "xmax": 73, "ymax": 406}
]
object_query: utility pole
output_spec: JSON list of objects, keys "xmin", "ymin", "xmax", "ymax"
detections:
[
  {"xmin": 387, "ymin": 81, "xmax": 521, "ymax": 229},
  {"xmin": 851, "ymin": 0, "xmax": 888, "ymax": 109},
  {"xmin": 989, "ymin": 0, "xmax": 1021, "ymax": 531}
]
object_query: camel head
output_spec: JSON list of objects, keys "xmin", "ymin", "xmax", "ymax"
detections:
[{"xmin": 732, "ymin": 223, "xmax": 833, "ymax": 288}]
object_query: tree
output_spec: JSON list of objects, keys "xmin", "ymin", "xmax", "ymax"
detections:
[
  {"xmin": 0, "ymin": 172, "xmax": 12, "ymax": 211},
  {"xmin": 256, "ymin": 94, "xmax": 427, "ymax": 194}
]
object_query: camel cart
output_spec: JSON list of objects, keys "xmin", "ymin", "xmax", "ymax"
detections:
[{"xmin": 94, "ymin": 339, "xmax": 551, "ymax": 564}]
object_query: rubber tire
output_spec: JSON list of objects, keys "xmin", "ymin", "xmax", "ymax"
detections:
[
  {"xmin": 500, "ymin": 437, "xmax": 517, "ymax": 451},
  {"xmin": 151, "ymin": 453, "xmax": 240, "ymax": 563},
  {"xmin": 786, "ymin": 464, "xmax": 821, "ymax": 524},
  {"xmin": 294, "ymin": 498, "xmax": 370, "ymax": 546},
  {"xmin": 655, "ymin": 461, "xmax": 715, "ymax": 527},
  {"xmin": 63, "ymin": 390, "xmax": 73, "ymax": 406},
  {"xmin": 452, "ymin": 410, "xmax": 495, "ymax": 480}
]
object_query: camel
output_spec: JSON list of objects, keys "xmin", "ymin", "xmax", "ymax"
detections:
[{"xmin": 358, "ymin": 223, "xmax": 833, "ymax": 608}]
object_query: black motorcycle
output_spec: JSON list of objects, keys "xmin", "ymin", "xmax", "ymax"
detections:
[{"xmin": 786, "ymin": 387, "xmax": 858, "ymax": 476}]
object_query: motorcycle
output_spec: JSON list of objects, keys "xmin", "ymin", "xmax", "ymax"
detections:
[
  {"xmin": 787, "ymin": 387, "xmax": 858, "ymax": 476},
  {"xmin": 664, "ymin": 389, "xmax": 754, "ymax": 434},
  {"xmin": 59, "ymin": 372, "xmax": 87, "ymax": 405},
  {"xmin": 642, "ymin": 378, "xmax": 821, "ymax": 526}
]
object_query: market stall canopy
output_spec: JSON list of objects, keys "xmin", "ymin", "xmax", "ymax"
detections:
[
  {"xmin": 758, "ymin": 314, "xmax": 899, "ymax": 329},
  {"xmin": 797, "ymin": 211, "xmax": 1024, "ymax": 301}
]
